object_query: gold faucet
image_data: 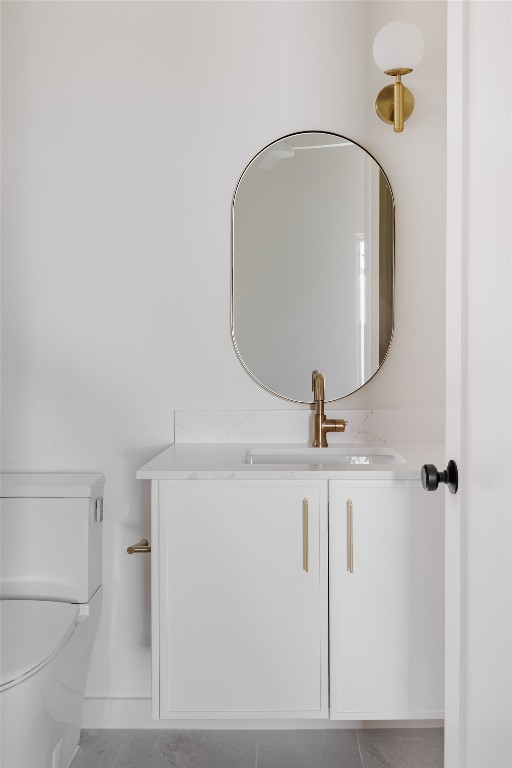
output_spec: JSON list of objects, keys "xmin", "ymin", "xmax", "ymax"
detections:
[{"xmin": 312, "ymin": 370, "xmax": 347, "ymax": 447}]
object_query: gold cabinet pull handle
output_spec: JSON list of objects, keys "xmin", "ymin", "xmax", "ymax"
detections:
[
  {"xmin": 127, "ymin": 538, "xmax": 151, "ymax": 554},
  {"xmin": 347, "ymin": 500, "xmax": 353, "ymax": 573},
  {"xmin": 303, "ymin": 498, "xmax": 309, "ymax": 572}
]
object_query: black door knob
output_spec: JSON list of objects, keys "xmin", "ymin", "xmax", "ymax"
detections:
[{"xmin": 421, "ymin": 460, "xmax": 458, "ymax": 494}]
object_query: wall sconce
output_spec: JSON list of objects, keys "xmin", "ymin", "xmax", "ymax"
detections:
[{"xmin": 373, "ymin": 21, "xmax": 425, "ymax": 133}]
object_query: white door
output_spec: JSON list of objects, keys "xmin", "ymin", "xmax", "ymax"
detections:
[
  {"xmin": 329, "ymin": 481, "xmax": 444, "ymax": 720},
  {"xmin": 157, "ymin": 480, "xmax": 328, "ymax": 719},
  {"xmin": 445, "ymin": 3, "xmax": 512, "ymax": 766}
]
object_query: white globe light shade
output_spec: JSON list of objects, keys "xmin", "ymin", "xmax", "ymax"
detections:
[{"xmin": 373, "ymin": 21, "xmax": 425, "ymax": 72}]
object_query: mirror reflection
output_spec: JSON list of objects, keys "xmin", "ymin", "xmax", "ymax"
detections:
[{"xmin": 232, "ymin": 132, "xmax": 394, "ymax": 402}]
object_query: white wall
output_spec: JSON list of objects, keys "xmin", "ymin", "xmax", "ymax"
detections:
[{"xmin": 1, "ymin": 1, "xmax": 446, "ymax": 719}]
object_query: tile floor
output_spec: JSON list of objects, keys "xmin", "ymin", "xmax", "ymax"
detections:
[{"xmin": 70, "ymin": 727, "xmax": 444, "ymax": 768}]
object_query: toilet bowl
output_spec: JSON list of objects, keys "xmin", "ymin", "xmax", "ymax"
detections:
[
  {"xmin": 0, "ymin": 473, "xmax": 104, "ymax": 768},
  {"xmin": 1, "ymin": 589, "xmax": 102, "ymax": 768}
]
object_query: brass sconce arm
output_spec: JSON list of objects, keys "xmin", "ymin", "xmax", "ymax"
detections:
[{"xmin": 376, "ymin": 68, "xmax": 414, "ymax": 133}]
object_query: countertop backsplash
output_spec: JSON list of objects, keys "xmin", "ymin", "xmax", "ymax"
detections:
[{"xmin": 174, "ymin": 409, "xmax": 445, "ymax": 446}]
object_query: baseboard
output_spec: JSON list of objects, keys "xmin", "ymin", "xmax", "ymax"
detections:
[{"xmin": 82, "ymin": 698, "xmax": 443, "ymax": 730}]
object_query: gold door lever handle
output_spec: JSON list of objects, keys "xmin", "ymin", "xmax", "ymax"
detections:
[{"xmin": 127, "ymin": 538, "xmax": 151, "ymax": 554}]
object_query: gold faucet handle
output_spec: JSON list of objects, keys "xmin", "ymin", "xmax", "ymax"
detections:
[{"xmin": 324, "ymin": 418, "xmax": 347, "ymax": 433}]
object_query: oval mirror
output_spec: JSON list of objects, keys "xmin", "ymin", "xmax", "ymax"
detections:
[{"xmin": 231, "ymin": 131, "xmax": 394, "ymax": 403}]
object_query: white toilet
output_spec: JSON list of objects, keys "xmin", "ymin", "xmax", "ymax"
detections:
[{"xmin": 0, "ymin": 473, "xmax": 104, "ymax": 768}]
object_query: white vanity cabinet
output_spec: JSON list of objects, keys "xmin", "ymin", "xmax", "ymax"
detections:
[
  {"xmin": 144, "ymin": 459, "xmax": 446, "ymax": 723},
  {"xmin": 328, "ymin": 480, "xmax": 445, "ymax": 720},
  {"xmin": 154, "ymin": 480, "xmax": 329, "ymax": 719}
]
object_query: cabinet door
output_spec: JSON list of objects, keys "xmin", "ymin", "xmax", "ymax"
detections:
[
  {"xmin": 329, "ymin": 480, "xmax": 444, "ymax": 720},
  {"xmin": 158, "ymin": 481, "xmax": 328, "ymax": 719}
]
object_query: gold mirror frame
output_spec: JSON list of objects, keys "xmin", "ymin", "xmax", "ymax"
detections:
[{"xmin": 231, "ymin": 131, "xmax": 395, "ymax": 404}]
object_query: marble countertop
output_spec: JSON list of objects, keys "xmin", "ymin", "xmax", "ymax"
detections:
[{"xmin": 136, "ymin": 442, "xmax": 444, "ymax": 481}]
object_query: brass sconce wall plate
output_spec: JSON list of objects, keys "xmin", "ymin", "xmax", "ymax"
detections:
[{"xmin": 375, "ymin": 83, "xmax": 414, "ymax": 126}]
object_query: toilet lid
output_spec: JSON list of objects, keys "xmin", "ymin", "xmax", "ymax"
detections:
[{"xmin": 0, "ymin": 600, "xmax": 79, "ymax": 687}]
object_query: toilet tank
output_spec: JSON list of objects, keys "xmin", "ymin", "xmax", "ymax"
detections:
[{"xmin": 0, "ymin": 473, "xmax": 104, "ymax": 603}]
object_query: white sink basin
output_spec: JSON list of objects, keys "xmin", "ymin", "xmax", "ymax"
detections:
[{"xmin": 243, "ymin": 446, "xmax": 405, "ymax": 465}]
